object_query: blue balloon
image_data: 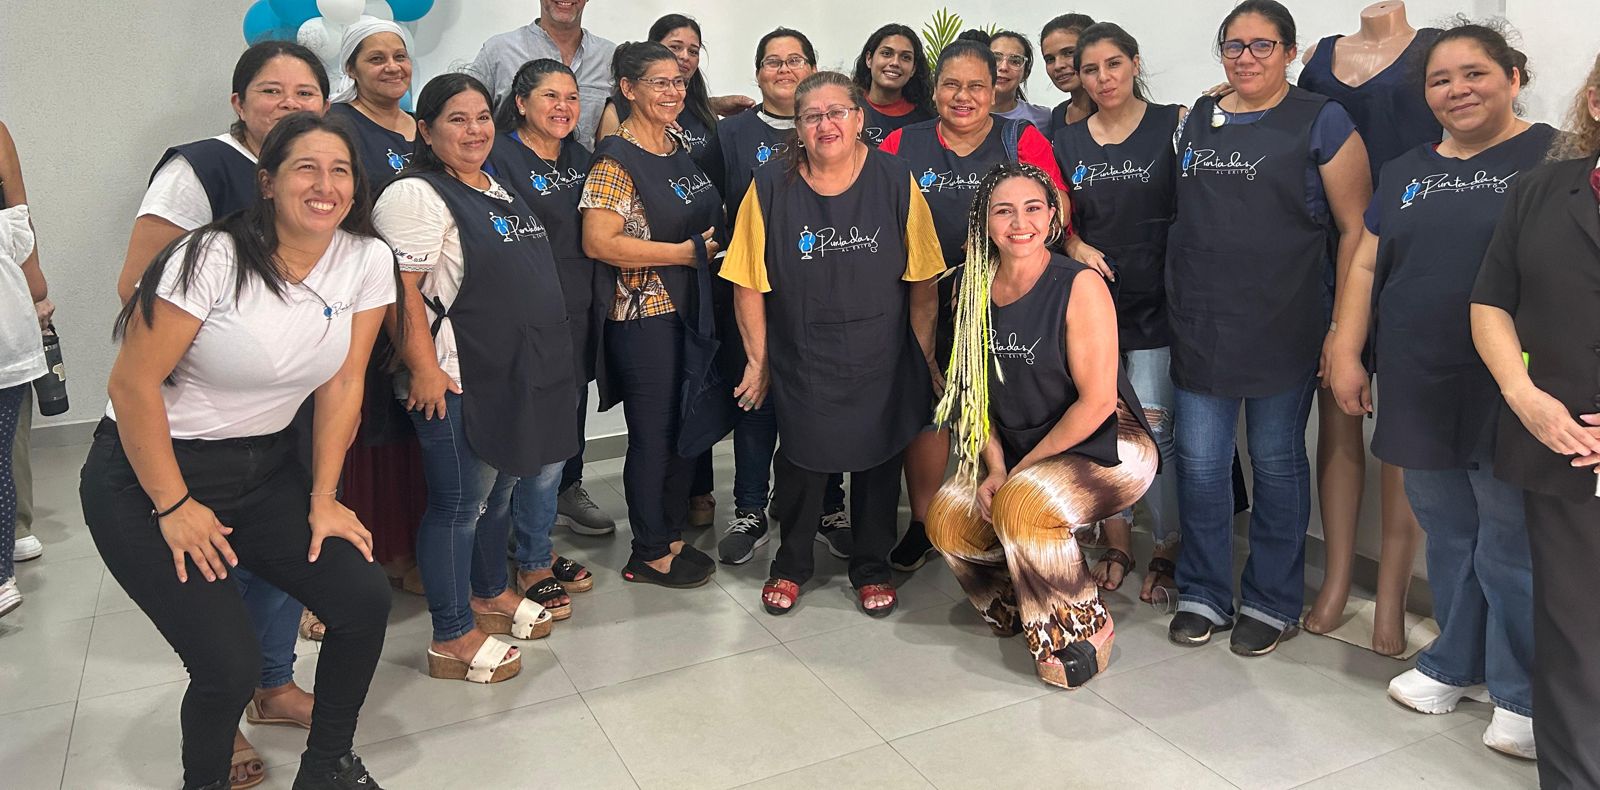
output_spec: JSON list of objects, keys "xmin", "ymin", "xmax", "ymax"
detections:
[
  {"xmin": 243, "ymin": 1, "xmax": 288, "ymax": 44},
  {"xmin": 399, "ymin": 89, "xmax": 413, "ymax": 113},
  {"xmin": 386, "ymin": 0, "xmax": 435, "ymax": 22},
  {"xmin": 268, "ymin": 0, "xmax": 321, "ymax": 28}
]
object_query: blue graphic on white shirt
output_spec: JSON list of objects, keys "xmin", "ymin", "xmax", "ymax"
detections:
[
  {"xmin": 1070, "ymin": 159, "xmax": 1155, "ymax": 190},
  {"xmin": 1399, "ymin": 169, "xmax": 1520, "ymax": 209},
  {"xmin": 796, "ymin": 224, "xmax": 881, "ymax": 260},
  {"xmin": 488, "ymin": 211, "xmax": 549, "ymax": 243},
  {"xmin": 322, "ymin": 301, "xmax": 353, "ymax": 320},
  {"xmin": 1179, "ymin": 143, "xmax": 1265, "ymax": 179}
]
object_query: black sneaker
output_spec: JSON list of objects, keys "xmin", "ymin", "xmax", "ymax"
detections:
[
  {"xmin": 717, "ymin": 509, "xmax": 771, "ymax": 565},
  {"xmin": 889, "ymin": 521, "xmax": 938, "ymax": 572},
  {"xmin": 815, "ymin": 506, "xmax": 853, "ymax": 559},
  {"xmin": 1168, "ymin": 611, "xmax": 1232, "ymax": 647},
  {"xmin": 1230, "ymin": 613, "xmax": 1299, "ymax": 657},
  {"xmin": 292, "ymin": 752, "xmax": 382, "ymax": 789},
  {"xmin": 622, "ymin": 553, "xmax": 712, "ymax": 588}
]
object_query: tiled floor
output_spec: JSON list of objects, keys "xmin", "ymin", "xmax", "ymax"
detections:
[{"xmin": 1, "ymin": 441, "xmax": 1540, "ymax": 789}]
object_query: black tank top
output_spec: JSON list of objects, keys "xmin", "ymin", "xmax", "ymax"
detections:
[{"xmin": 1053, "ymin": 104, "xmax": 1181, "ymax": 350}]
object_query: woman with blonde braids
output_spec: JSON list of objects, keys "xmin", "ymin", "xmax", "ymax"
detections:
[{"xmin": 925, "ymin": 162, "xmax": 1156, "ymax": 689}]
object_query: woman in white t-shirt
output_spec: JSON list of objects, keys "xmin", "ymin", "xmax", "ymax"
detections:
[
  {"xmin": 111, "ymin": 41, "xmax": 333, "ymax": 788},
  {"xmin": 81, "ymin": 113, "xmax": 397, "ymax": 790}
]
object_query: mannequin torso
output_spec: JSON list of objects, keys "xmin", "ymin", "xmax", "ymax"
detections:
[{"xmin": 1302, "ymin": 1, "xmax": 1416, "ymax": 88}]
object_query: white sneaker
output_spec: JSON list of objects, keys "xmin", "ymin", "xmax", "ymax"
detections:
[
  {"xmin": 0, "ymin": 578, "xmax": 21, "ymax": 619},
  {"xmin": 1387, "ymin": 668, "xmax": 1491, "ymax": 714},
  {"xmin": 14, "ymin": 535, "xmax": 42, "ymax": 562},
  {"xmin": 1483, "ymin": 707, "xmax": 1537, "ymax": 760}
]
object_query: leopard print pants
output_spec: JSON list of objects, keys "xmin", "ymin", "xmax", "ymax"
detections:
[{"xmin": 926, "ymin": 406, "xmax": 1158, "ymax": 662}]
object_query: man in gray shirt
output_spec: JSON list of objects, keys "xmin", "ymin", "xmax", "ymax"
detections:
[{"xmin": 469, "ymin": 0, "xmax": 616, "ymax": 147}]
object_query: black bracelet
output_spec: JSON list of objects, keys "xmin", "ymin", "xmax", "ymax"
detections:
[{"xmin": 153, "ymin": 492, "xmax": 192, "ymax": 520}]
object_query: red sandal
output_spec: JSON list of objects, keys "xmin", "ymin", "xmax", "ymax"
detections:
[
  {"xmin": 761, "ymin": 578, "xmax": 800, "ymax": 616},
  {"xmin": 856, "ymin": 583, "xmax": 898, "ymax": 618}
]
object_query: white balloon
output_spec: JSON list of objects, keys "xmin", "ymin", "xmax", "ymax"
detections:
[
  {"xmin": 363, "ymin": 0, "xmax": 394, "ymax": 20},
  {"xmin": 297, "ymin": 17, "xmax": 342, "ymax": 66},
  {"xmin": 317, "ymin": 0, "xmax": 364, "ymax": 26}
]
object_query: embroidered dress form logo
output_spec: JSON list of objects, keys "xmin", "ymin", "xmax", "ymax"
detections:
[
  {"xmin": 668, "ymin": 173, "xmax": 715, "ymax": 205},
  {"xmin": 530, "ymin": 166, "xmax": 585, "ymax": 196},
  {"xmin": 1071, "ymin": 159, "xmax": 1156, "ymax": 190},
  {"xmin": 916, "ymin": 167, "xmax": 980, "ymax": 193},
  {"xmin": 1180, "ymin": 143, "xmax": 1265, "ymax": 180},
  {"xmin": 987, "ymin": 329, "xmax": 1041, "ymax": 365},
  {"xmin": 755, "ymin": 141, "xmax": 791, "ymax": 166},
  {"xmin": 385, "ymin": 148, "xmax": 413, "ymax": 173},
  {"xmin": 488, "ymin": 211, "xmax": 548, "ymax": 243},
  {"xmin": 1399, "ymin": 170, "xmax": 1520, "ymax": 209},
  {"xmin": 797, "ymin": 224, "xmax": 881, "ymax": 260}
]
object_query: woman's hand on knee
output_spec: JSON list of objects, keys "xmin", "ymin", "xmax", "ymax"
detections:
[
  {"xmin": 308, "ymin": 497, "xmax": 374, "ymax": 563},
  {"xmin": 157, "ymin": 499, "xmax": 237, "ymax": 583},
  {"xmin": 978, "ymin": 471, "xmax": 1007, "ymax": 522}
]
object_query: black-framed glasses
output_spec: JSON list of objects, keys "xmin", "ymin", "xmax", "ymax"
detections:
[
  {"xmin": 1221, "ymin": 39, "xmax": 1283, "ymax": 60},
  {"xmin": 635, "ymin": 76, "xmax": 687, "ymax": 92},
  {"xmin": 798, "ymin": 106, "xmax": 859, "ymax": 128},
  {"xmin": 760, "ymin": 55, "xmax": 811, "ymax": 72},
  {"xmin": 990, "ymin": 52, "xmax": 1028, "ymax": 69}
]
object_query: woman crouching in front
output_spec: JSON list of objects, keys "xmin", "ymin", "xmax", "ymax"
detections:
[{"xmin": 925, "ymin": 162, "xmax": 1157, "ymax": 689}]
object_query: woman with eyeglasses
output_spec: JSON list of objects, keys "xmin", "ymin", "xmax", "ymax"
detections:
[
  {"xmin": 852, "ymin": 24, "xmax": 935, "ymax": 147},
  {"xmin": 596, "ymin": 14, "xmax": 732, "ymax": 171},
  {"xmin": 1041, "ymin": 13, "xmax": 1097, "ymax": 132},
  {"xmin": 701, "ymin": 28, "xmax": 841, "ymax": 568},
  {"xmin": 721, "ymin": 71, "xmax": 943, "ymax": 616},
  {"xmin": 1165, "ymin": 0, "xmax": 1372, "ymax": 657},
  {"xmin": 878, "ymin": 31, "xmax": 1077, "ymax": 576},
  {"xmin": 583, "ymin": 42, "xmax": 725, "ymax": 588},
  {"xmin": 989, "ymin": 30, "xmax": 1053, "ymax": 132}
]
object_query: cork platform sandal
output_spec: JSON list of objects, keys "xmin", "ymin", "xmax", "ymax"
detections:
[
  {"xmin": 1036, "ymin": 623, "xmax": 1116, "ymax": 690},
  {"xmin": 473, "ymin": 598, "xmax": 553, "ymax": 640},
  {"xmin": 427, "ymin": 636, "xmax": 521, "ymax": 683}
]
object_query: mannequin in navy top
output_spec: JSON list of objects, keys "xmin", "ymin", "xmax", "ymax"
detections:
[{"xmin": 1296, "ymin": 0, "xmax": 1437, "ymax": 654}]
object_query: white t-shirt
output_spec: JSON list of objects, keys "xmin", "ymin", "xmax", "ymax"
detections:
[
  {"xmin": 138, "ymin": 133, "xmax": 256, "ymax": 231},
  {"xmin": 371, "ymin": 173, "xmax": 516, "ymax": 395},
  {"xmin": 106, "ymin": 229, "xmax": 398, "ymax": 439},
  {"xmin": 0, "ymin": 205, "xmax": 46, "ymax": 389}
]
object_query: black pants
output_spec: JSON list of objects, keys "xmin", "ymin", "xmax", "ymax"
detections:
[
  {"xmin": 561, "ymin": 382, "xmax": 590, "ymax": 492},
  {"xmin": 1525, "ymin": 491, "xmax": 1600, "ymax": 789},
  {"xmin": 80, "ymin": 419, "xmax": 391, "ymax": 790},
  {"xmin": 769, "ymin": 446, "xmax": 903, "ymax": 587},
  {"xmin": 606, "ymin": 314, "xmax": 692, "ymax": 561}
]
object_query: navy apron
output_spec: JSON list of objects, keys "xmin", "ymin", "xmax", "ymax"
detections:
[
  {"xmin": 328, "ymin": 103, "xmax": 415, "ymax": 191},
  {"xmin": 715, "ymin": 109, "xmax": 795, "ymax": 228},
  {"xmin": 1167, "ymin": 89, "xmax": 1332, "ymax": 398},
  {"xmin": 989, "ymin": 256, "xmax": 1151, "ymax": 468},
  {"xmin": 756, "ymin": 148, "xmax": 931, "ymax": 472},
  {"xmin": 400, "ymin": 171, "xmax": 578, "ymax": 475},
  {"xmin": 1368, "ymin": 123, "xmax": 1558, "ymax": 470},
  {"xmin": 151, "ymin": 138, "xmax": 257, "ymax": 219},
  {"xmin": 616, "ymin": 99, "xmax": 715, "ymax": 171},
  {"xmin": 486, "ymin": 132, "xmax": 600, "ymax": 383},
  {"xmin": 890, "ymin": 115, "xmax": 1028, "ymax": 366},
  {"xmin": 590, "ymin": 134, "xmax": 732, "ymax": 454},
  {"xmin": 862, "ymin": 102, "xmax": 934, "ymax": 149},
  {"xmin": 1053, "ymin": 103, "xmax": 1181, "ymax": 350}
]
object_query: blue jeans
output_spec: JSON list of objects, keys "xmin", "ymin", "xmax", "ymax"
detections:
[
  {"xmin": 1405, "ymin": 461, "xmax": 1534, "ymax": 715},
  {"xmin": 1123, "ymin": 347, "xmax": 1179, "ymax": 547},
  {"xmin": 506, "ymin": 460, "xmax": 565, "ymax": 573},
  {"xmin": 1174, "ymin": 372, "xmax": 1317, "ymax": 630},
  {"xmin": 728, "ymin": 402, "xmax": 778, "ymax": 511},
  {"xmin": 408, "ymin": 392, "xmax": 519, "ymax": 643},
  {"xmin": 234, "ymin": 567, "xmax": 302, "ymax": 689}
]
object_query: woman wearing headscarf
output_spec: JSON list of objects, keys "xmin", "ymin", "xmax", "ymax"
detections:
[
  {"xmin": 486, "ymin": 58, "xmax": 602, "ymax": 617},
  {"xmin": 721, "ymin": 71, "xmax": 943, "ymax": 616},
  {"xmin": 114, "ymin": 41, "xmax": 331, "ymax": 787}
]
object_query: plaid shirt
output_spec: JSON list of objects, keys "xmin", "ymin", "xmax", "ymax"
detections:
[{"xmin": 581, "ymin": 126, "xmax": 677, "ymax": 320}]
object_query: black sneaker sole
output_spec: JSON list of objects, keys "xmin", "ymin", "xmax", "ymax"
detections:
[
  {"xmin": 1168, "ymin": 620, "xmax": 1233, "ymax": 647},
  {"xmin": 890, "ymin": 548, "xmax": 939, "ymax": 573},
  {"xmin": 1230, "ymin": 624, "xmax": 1300, "ymax": 657}
]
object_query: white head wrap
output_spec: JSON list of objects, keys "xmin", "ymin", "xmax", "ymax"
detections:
[{"xmin": 328, "ymin": 17, "xmax": 413, "ymax": 104}]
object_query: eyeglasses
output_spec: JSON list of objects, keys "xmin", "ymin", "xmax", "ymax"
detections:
[
  {"xmin": 798, "ymin": 106, "xmax": 859, "ymax": 128},
  {"xmin": 634, "ymin": 76, "xmax": 687, "ymax": 91},
  {"xmin": 760, "ymin": 55, "xmax": 811, "ymax": 72},
  {"xmin": 1220, "ymin": 39, "xmax": 1284, "ymax": 60},
  {"xmin": 990, "ymin": 52, "xmax": 1028, "ymax": 69}
]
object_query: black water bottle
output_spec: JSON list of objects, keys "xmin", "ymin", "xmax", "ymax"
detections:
[{"xmin": 34, "ymin": 323, "xmax": 68, "ymax": 416}]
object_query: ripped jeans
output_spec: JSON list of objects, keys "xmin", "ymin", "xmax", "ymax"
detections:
[{"xmin": 1120, "ymin": 347, "xmax": 1179, "ymax": 549}]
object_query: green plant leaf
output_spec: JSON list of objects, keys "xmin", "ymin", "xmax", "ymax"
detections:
[{"xmin": 921, "ymin": 7, "xmax": 964, "ymax": 61}]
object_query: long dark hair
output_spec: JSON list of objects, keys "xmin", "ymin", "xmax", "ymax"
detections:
[
  {"xmin": 1421, "ymin": 20, "xmax": 1533, "ymax": 117},
  {"xmin": 405, "ymin": 72, "xmax": 494, "ymax": 176},
  {"xmin": 117, "ymin": 112, "xmax": 399, "ymax": 340},
  {"xmin": 1074, "ymin": 22, "xmax": 1152, "ymax": 102},
  {"xmin": 649, "ymin": 14, "xmax": 718, "ymax": 133},
  {"xmin": 851, "ymin": 23, "xmax": 933, "ymax": 111},
  {"xmin": 494, "ymin": 58, "xmax": 577, "ymax": 133},
  {"xmin": 230, "ymin": 41, "xmax": 331, "ymax": 141},
  {"xmin": 989, "ymin": 30, "xmax": 1036, "ymax": 103}
]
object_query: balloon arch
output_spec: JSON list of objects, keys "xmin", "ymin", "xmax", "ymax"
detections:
[{"xmin": 241, "ymin": 1, "xmax": 437, "ymax": 107}]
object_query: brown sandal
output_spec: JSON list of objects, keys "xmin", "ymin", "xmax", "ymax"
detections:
[
  {"xmin": 1093, "ymin": 548, "xmax": 1136, "ymax": 592},
  {"xmin": 856, "ymin": 583, "xmax": 898, "ymax": 618},
  {"xmin": 1142, "ymin": 557, "xmax": 1178, "ymax": 603},
  {"xmin": 1035, "ymin": 624, "xmax": 1115, "ymax": 690},
  {"xmin": 298, "ymin": 609, "xmax": 325, "ymax": 642},
  {"xmin": 761, "ymin": 578, "xmax": 800, "ymax": 615},
  {"xmin": 231, "ymin": 741, "xmax": 266, "ymax": 789}
]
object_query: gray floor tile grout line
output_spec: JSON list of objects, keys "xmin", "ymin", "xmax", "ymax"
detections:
[
  {"xmin": 1081, "ymin": 680, "xmax": 1245, "ymax": 790},
  {"xmin": 58, "ymin": 584, "xmax": 101, "ymax": 790},
  {"xmin": 568, "ymin": 691, "xmax": 645, "ymax": 790}
]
